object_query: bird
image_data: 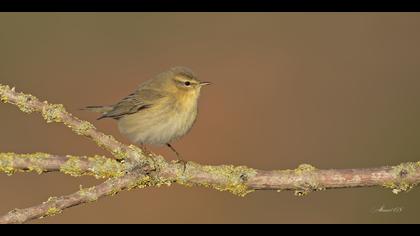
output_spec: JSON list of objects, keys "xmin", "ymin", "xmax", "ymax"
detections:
[{"xmin": 82, "ymin": 66, "xmax": 210, "ymax": 162}]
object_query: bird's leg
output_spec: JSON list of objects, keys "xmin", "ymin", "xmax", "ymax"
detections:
[
  {"xmin": 166, "ymin": 143, "xmax": 181, "ymax": 157},
  {"xmin": 139, "ymin": 143, "xmax": 153, "ymax": 157},
  {"xmin": 166, "ymin": 143, "xmax": 187, "ymax": 172}
]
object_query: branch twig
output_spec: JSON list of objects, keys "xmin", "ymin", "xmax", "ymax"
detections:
[
  {"xmin": 0, "ymin": 152, "xmax": 125, "ymax": 178},
  {"xmin": 0, "ymin": 169, "xmax": 148, "ymax": 224}
]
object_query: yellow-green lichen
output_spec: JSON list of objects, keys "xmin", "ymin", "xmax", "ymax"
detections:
[
  {"xmin": 382, "ymin": 162, "xmax": 419, "ymax": 194},
  {"xmin": 0, "ymin": 153, "xmax": 16, "ymax": 175},
  {"xmin": 128, "ymin": 175, "xmax": 152, "ymax": 190},
  {"xmin": 60, "ymin": 155, "xmax": 126, "ymax": 179},
  {"xmin": 60, "ymin": 156, "xmax": 84, "ymax": 177},
  {"xmin": 111, "ymin": 146, "xmax": 128, "ymax": 160},
  {"xmin": 0, "ymin": 152, "xmax": 50, "ymax": 175},
  {"xmin": 127, "ymin": 144, "xmax": 153, "ymax": 162},
  {"xmin": 61, "ymin": 155, "xmax": 125, "ymax": 178},
  {"xmin": 87, "ymin": 155, "xmax": 125, "ymax": 179},
  {"xmin": 41, "ymin": 103, "xmax": 65, "ymax": 123},
  {"xmin": 107, "ymin": 184, "xmax": 122, "ymax": 196},
  {"xmin": 45, "ymin": 196, "xmax": 58, "ymax": 204},
  {"xmin": 0, "ymin": 95, "xmax": 8, "ymax": 103},
  {"xmin": 127, "ymin": 174, "xmax": 172, "ymax": 191},
  {"xmin": 128, "ymin": 144, "xmax": 144, "ymax": 155},
  {"xmin": 294, "ymin": 164, "xmax": 316, "ymax": 175},
  {"xmin": 21, "ymin": 152, "xmax": 51, "ymax": 159},
  {"xmin": 150, "ymin": 154, "xmax": 169, "ymax": 169},
  {"xmin": 199, "ymin": 164, "xmax": 257, "ymax": 197},
  {"xmin": 21, "ymin": 152, "xmax": 50, "ymax": 174},
  {"xmin": 39, "ymin": 196, "xmax": 59, "ymax": 218},
  {"xmin": 123, "ymin": 144, "xmax": 158, "ymax": 167},
  {"xmin": 0, "ymin": 84, "xmax": 36, "ymax": 113},
  {"xmin": 15, "ymin": 93, "xmax": 37, "ymax": 113},
  {"xmin": 45, "ymin": 207, "xmax": 62, "ymax": 217},
  {"xmin": 26, "ymin": 165, "xmax": 45, "ymax": 174},
  {"xmin": 294, "ymin": 190, "xmax": 309, "ymax": 196},
  {"xmin": 154, "ymin": 176, "xmax": 173, "ymax": 188},
  {"xmin": 393, "ymin": 162, "xmax": 417, "ymax": 177},
  {"xmin": 78, "ymin": 186, "xmax": 99, "ymax": 202},
  {"xmin": 72, "ymin": 120, "xmax": 95, "ymax": 136},
  {"xmin": 0, "ymin": 84, "xmax": 10, "ymax": 103},
  {"xmin": 383, "ymin": 181, "xmax": 413, "ymax": 194},
  {"xmin": 293, "ymin": 163, "xmax": 324, "ymax": 196}
]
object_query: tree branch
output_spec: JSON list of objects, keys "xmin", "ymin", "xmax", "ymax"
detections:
[
  {"xmin": 0, "ymin": 169, "xmax": 149, "ymax": 224},
  {"xmin": 152, "ymin": 161, "xmax": 420, "ymax": 196},
  {"xmin": 0, "ymin": 152, "xmax": 125, "ymax": 178},
  {"xmin": 1, "ymin": 83, "xmax": 419, "ymax": 223},
  {"xmin": 1, "ymin": 158, "xmax": 418, "ymax": 224}
]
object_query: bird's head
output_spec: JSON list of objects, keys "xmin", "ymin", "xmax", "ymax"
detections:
[
  {"xmin": 171, "ymin": 66, "xmax": 210, "ymax": 90},
  {"xmin": 160, "ymin": 67, "xmax": 210, "ymax": 100}
]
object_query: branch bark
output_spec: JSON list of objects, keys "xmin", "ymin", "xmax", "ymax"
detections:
[
  {"xmin": 0, "ymin": 152, "xmax": 125, "ymax": 178},
  {"xmin": 0, "ymin": 84, "xmax": 419, "ymax": 223}
]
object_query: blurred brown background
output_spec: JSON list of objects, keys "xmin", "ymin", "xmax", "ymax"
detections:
[{"xmin": 0, "ymin": 13, "xmax": 419, "ymax": 223}]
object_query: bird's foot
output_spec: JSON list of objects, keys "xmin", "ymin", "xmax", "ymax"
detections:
[{"xmin": 175, "ymin": 159, "xmax": 188, "ymax": 173}]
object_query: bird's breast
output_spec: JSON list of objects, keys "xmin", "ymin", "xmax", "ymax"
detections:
[
  {"xmin": 117, "ymin": 94, "xmax": 198, "ymax": 145},
  {"xmin": 172, "ymin": 95, "xmax": 198, "ymax": 136}
]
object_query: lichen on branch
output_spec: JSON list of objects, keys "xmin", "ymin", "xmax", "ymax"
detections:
[{"xmin": 0, "ymin": 152, "xmax": 126, "ymax": 179}]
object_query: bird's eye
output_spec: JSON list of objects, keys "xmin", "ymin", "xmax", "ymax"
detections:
[{"xmin": 184, "ymin": 81, "xmax": 191, "ymax": 86}]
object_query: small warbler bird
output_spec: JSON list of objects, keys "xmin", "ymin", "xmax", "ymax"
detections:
[{"xmin": 82, "ymin": 66, "xmax": 210, "ymax": 160}]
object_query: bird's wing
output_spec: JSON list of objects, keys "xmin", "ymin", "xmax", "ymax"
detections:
[{"xmin": 97, "ymin": 88, "xmax": 165, "ymax": 120}]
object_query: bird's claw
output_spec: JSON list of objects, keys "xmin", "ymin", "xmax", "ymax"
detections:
[{"xmin": 175, "ymin": 159, "xmax": 188, "ymax": 173}]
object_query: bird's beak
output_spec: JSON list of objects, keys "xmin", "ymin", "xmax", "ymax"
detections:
[{"xmin": 200, "ymin": 81, "xmax": 211, "ymax": 86}]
